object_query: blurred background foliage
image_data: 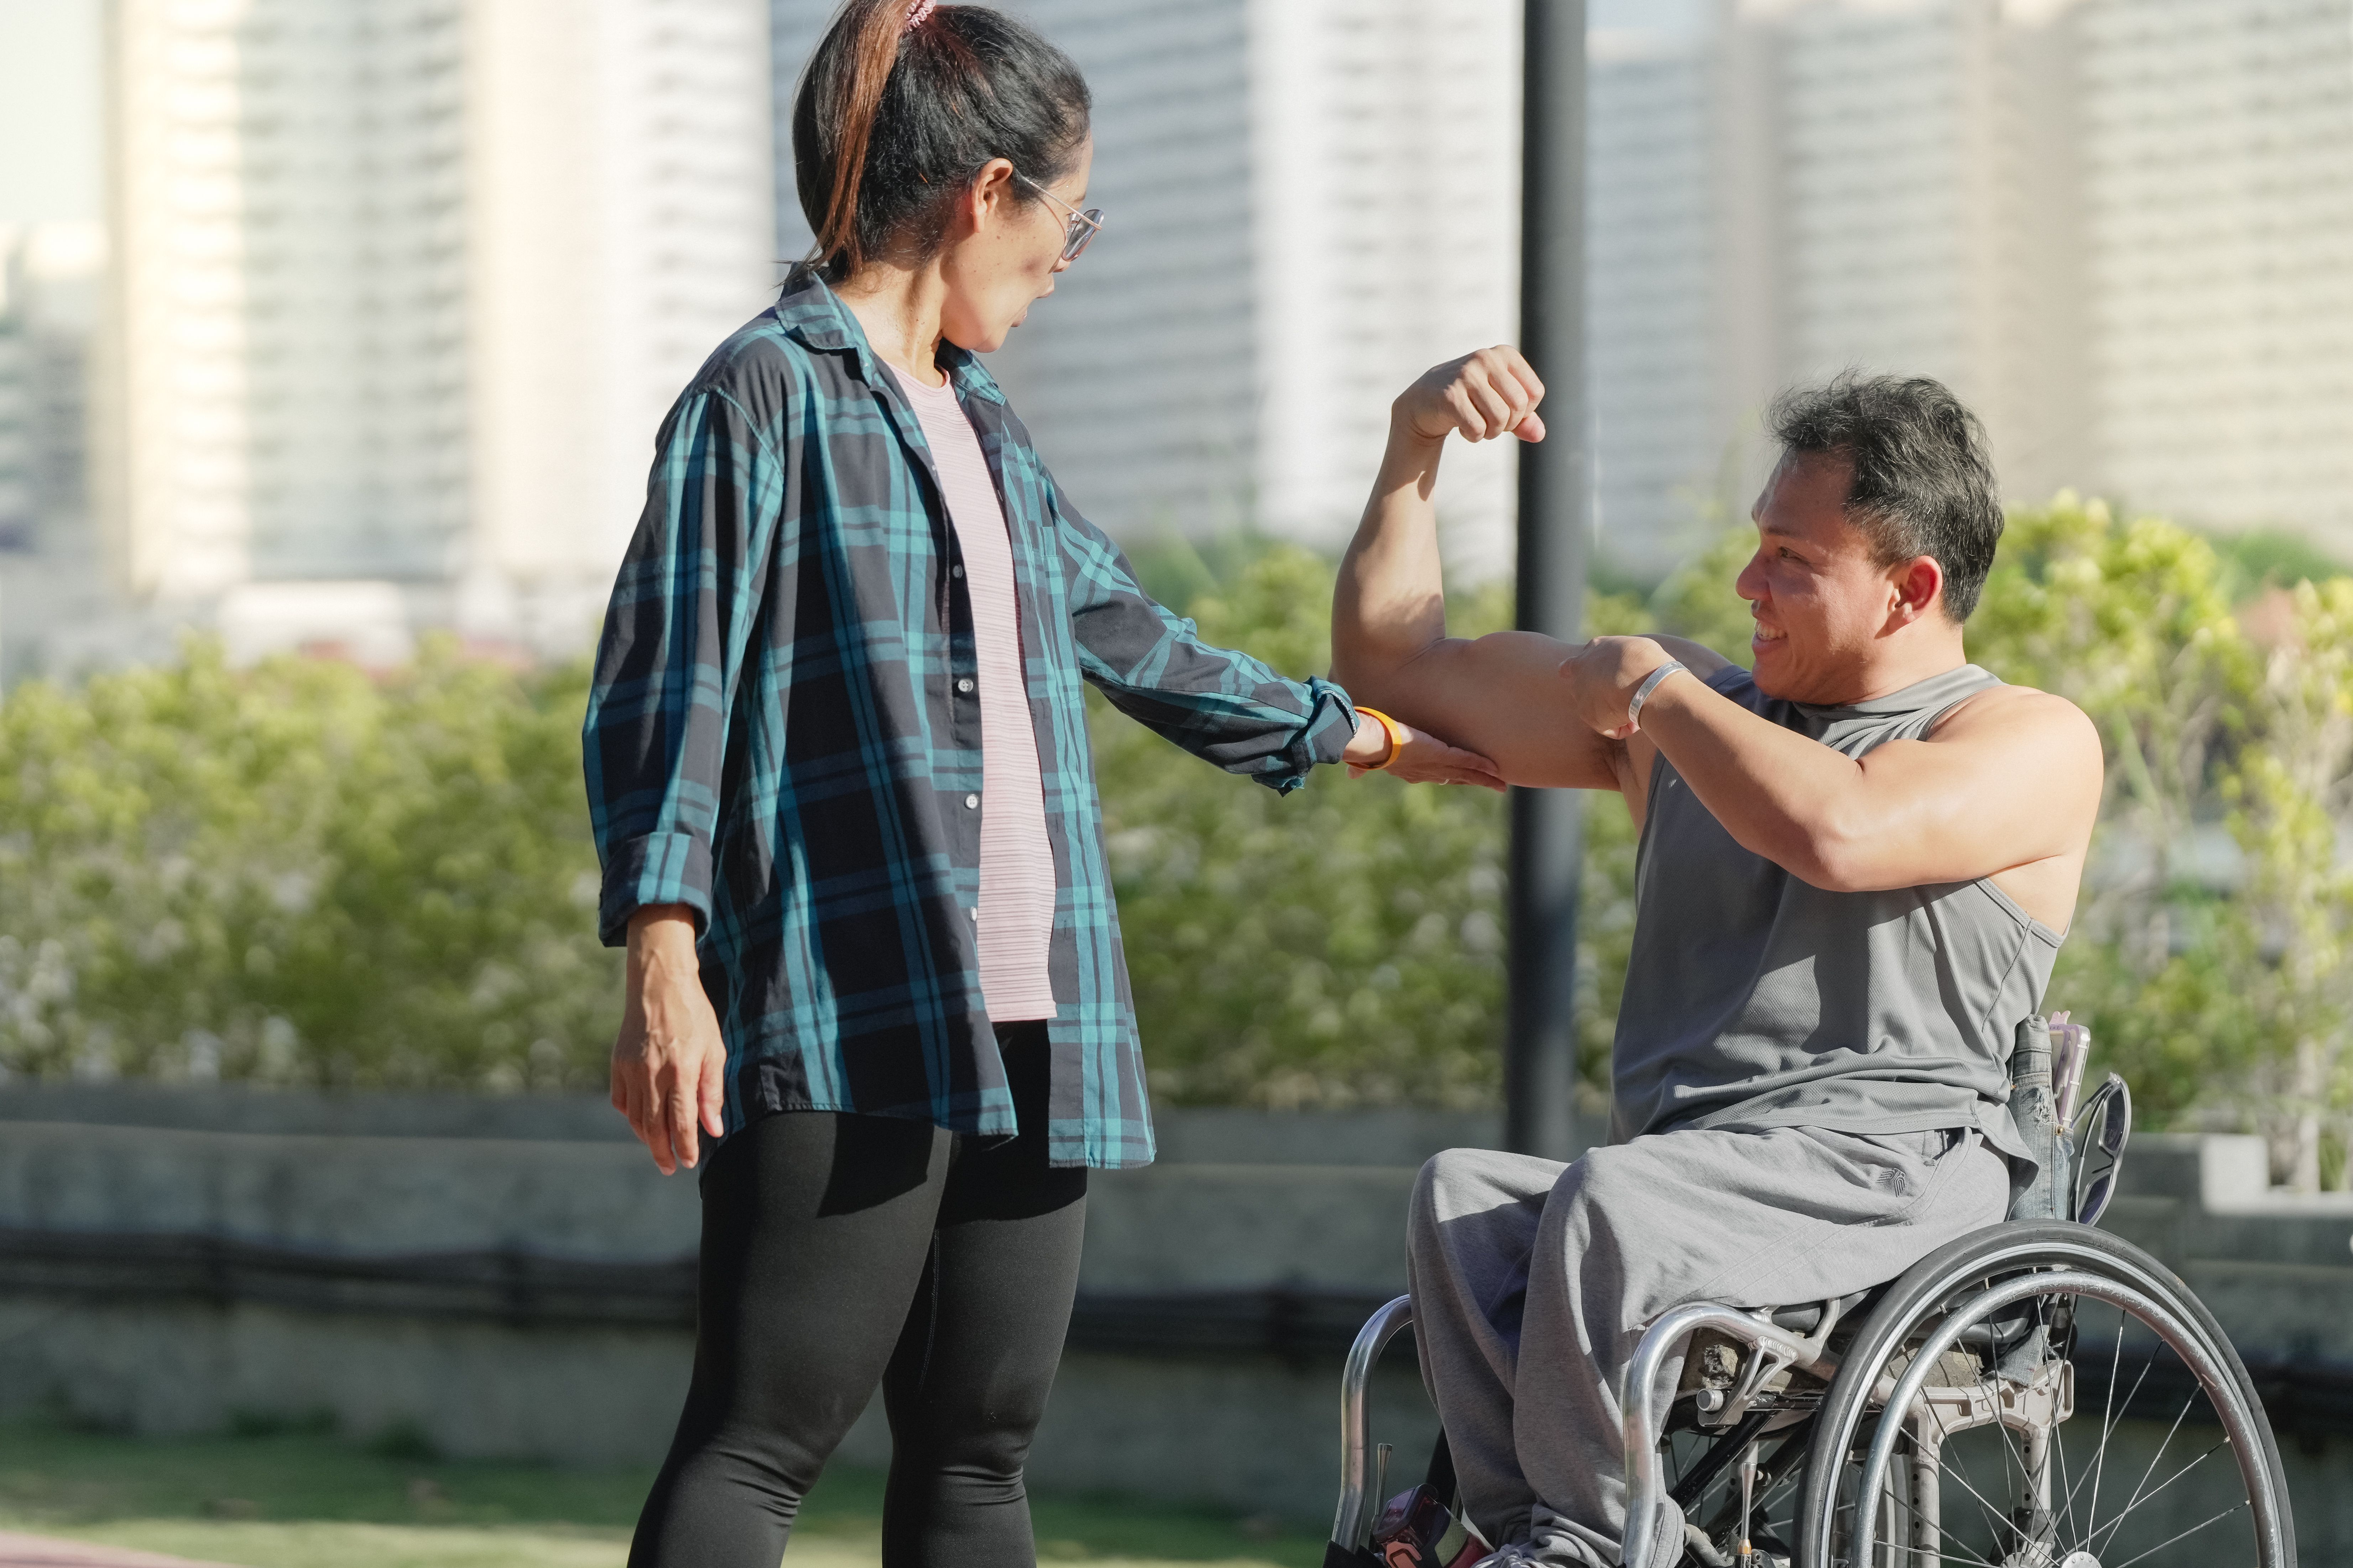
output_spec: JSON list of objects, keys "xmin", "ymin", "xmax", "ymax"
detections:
[
  {"xmin": 0, "ymin": 643, "xmax": 616, "ymax": 1089},
  {"xmin": 4, "ymin": 504, "xmax": 2352, "ymax": 1184}
]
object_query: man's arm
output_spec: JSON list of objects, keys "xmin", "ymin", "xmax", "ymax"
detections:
[
  {"xmin": 1330, "ymin": 348, "xmax": 1730, "ymax": 792},
  {"xmin": 1560, "ymin": 638, "xmax": 2104, "ymax": 897}
]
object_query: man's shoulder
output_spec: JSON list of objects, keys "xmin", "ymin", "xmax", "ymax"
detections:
[
  {"xmin": 1929, "ymin": 678, "xmax": 2092, "ymax": 741},
  {"xmin": 1924, "ymin": 678, "xmax": 2104, "ymax": 795}
]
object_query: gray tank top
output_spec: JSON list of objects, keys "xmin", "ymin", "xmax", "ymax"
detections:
[{"xmin": 1611, "ymin": 663, "xmax": 2057, "ymax": 1156}]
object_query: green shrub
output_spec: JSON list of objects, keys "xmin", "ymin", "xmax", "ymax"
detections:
[
  {"xmin": 4, "ymin": 504, "xmax": 2349, "ymax": 1176},
  {"xmin": 0, "ymin": 639, "xmax": 617, "ymax": 1088}
]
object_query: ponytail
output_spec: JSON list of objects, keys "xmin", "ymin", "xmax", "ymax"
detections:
[
  {"xmin": 793, "ymin": 1, "xmax": 1091, "ymax": 283},
  {"xmin": 807, "ymin": 0, "xmax": 909, "ymax": 275}
]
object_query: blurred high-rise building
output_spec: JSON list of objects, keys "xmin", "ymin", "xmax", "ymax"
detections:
[
  {"xmin": 0, "ymin": 223, "xmax": 126, "ymax": 680},
  {"xmin": 0, "ymin": 226, "xmax": 105, "ymax": 556},
  {"xmin": 103, "ymin": 0, "xmax": 777, "ymax": 663},
  {"xmin": 1588, "ymin": 0, "xmax": 2353, "ymax": 574},
  {"xmin": 773, "ymin": 0, "xmax": 1527, "ymax": 578},
  {"xmin": 2080, "ymin": 0, "xmax": 2353, "ymax": 542},
  {"xmin": 1587, "ymin": 17, "xmax": 1775, "ymax": 569}
]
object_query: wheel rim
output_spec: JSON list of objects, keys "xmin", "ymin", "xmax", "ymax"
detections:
[{"xmin": 1817, "ymin": 1265, "xmax": 2288, "ymax": 1568}]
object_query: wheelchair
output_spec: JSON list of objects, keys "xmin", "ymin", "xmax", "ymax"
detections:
[{"xmin": 1327, "ymin": 1018, "xmax": 2298, "ymax": 1568}]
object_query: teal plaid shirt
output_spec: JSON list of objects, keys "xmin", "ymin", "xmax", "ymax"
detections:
[{"xmin": 583, "ymin": 271, "xmax": 1357, "ymax": 1168}]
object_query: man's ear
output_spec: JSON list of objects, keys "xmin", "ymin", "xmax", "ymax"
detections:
[{"xmin": 1892, "ymin": 556, "xmax": 1944, "ymax": 624}]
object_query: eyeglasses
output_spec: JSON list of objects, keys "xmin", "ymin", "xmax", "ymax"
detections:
[{"xmin": 1014, "ymin": 172, "xmax": 1104, "ymax": 262}]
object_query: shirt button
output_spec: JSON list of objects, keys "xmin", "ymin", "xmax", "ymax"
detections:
[
  {"xmin": 964, "ymin": 793, "xmax": 980, "ymax": 809},
  {"xmin": 956, "ymin": 678, "xmax": 975, "ymax": 694},
  {"xmin": 951, "ymin": 564, "xmax": 965, "ymax": 578}
]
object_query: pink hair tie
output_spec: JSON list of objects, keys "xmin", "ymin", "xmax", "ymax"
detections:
[{"xmin": 903, "ymin": 0, "xmax": 938, "ymax": 31}]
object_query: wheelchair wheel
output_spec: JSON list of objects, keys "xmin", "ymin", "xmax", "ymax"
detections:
[{"xmin": 1792, "ymin": 1222, "xmax": 2294, "ymax": 1568}]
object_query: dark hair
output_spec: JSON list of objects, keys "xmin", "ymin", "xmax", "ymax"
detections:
[
  {"xmin": 1766, "ymin": 372, "xmax": 2004, "ymax": 622},
  {"xmin": 792, "ymin": 1, "xmax": 1091, "ymax": 283}
]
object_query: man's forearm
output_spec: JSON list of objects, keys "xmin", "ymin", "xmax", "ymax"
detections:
[
  {"xmin": 1331, "ymin": 419, "xmax": 1450, "ymax": 702},
  {"xmin": 1626, "ymin": 671, "xmax": 1869, "ymax": 883}
]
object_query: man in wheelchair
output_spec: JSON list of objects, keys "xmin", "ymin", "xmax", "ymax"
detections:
[{"xmin": 1329, "ymin": 363, "xmax": 2106, "ymax": 1567}]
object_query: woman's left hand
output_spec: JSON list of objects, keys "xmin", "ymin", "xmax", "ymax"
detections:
[{"xmin": 1343, "ymin": 714, "xmax": 1507, "ymax": 792}]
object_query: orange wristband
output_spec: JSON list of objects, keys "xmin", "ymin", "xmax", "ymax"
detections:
[{"xmin": 1353, "ymin": 706, "xmax": 1410, "ymax": 769}]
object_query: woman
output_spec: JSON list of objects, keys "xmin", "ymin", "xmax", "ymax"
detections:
[{"xmin": 582, "ymin": 2, "xmax": 1501, "ymax": 1563}]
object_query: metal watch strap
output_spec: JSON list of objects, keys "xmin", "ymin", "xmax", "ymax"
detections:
[{"xmin": 1625, "ymin": 659, "xmax": 1687, "ymax": 729}]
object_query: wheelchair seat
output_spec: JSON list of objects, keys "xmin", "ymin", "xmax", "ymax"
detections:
[{"xmin": 1762, "ymin": 1286, "xmax": 1877, "ymax": 1338}]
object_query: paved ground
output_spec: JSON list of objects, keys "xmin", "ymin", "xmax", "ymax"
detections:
[{"xmin": 0, "ymin": 1536, "xmax": 234, "ymax": 1568}]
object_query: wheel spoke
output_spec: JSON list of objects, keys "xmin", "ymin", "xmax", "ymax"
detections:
[
  {"xmin": 2070, "ymin": 1311, "xmax": 2142, "ymax": 1532},
  {"xmin": 2088, "ymin": 1384, "xmax": 2202, "ymax": 1554},
  {"xmin": 2101, "ymin": 1499, "xmax": 2249, "ymax": 1568},
  {"xmin": 2086, "ymin": 1437, "xmax": 2231, "ymax": 1560}
]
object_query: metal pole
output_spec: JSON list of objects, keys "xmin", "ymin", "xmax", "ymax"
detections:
[{"xmin": 1507, "ymin": 0, "xmax": 1588, "ymax": 1161}]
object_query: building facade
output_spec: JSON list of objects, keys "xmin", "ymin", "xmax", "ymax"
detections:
[
  {"xmin": 101, "ymin": 0, "xmax": 777, "ymax": 663},
  {"xmin": 1587, "ymin": 0, "xmax": 2353, "ymax": 573},
  {"xmin": 0, "ymin": 223, "xmax": 129, "ymax": 681},
  {"xmin": 2080, "ymin": 0, "xmax": 2353, "ymax": 540},
  {"xmin": 773, "ymin": 0, "xmax": 1526, "ymax": 579},
  {"xmin": 78, "ymin": 0, "xmax": 2344, "ymax": 676}
]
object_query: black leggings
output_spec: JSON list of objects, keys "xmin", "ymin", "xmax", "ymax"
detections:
[{"xmin": 628, "ymin": 1024, "xmax": 1087, "ymax": 1568}]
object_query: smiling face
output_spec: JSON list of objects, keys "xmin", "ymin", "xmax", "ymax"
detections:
[
  {"xmin": 1734, "ymin": 450, "xmax": 1947, "ymax": 704},
  {"xmin": 935, "ymin": 139, "xmax": 1093, "ymax": 355}
]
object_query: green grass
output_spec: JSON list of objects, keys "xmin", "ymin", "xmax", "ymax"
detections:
[{"xmin": 0, "ymin": 1419, "xmax": 1324, "ymax": 1568}]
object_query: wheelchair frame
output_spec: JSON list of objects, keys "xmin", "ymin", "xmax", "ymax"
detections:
[{"xmin": 1327, "ymin": 1045, "xmax": 2298, "ymax": 1568}]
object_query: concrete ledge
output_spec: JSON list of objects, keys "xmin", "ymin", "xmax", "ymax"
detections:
[
  {"xmin": 1084, "ymin": 1163, "xmax": 1418, "ymax": 1295},
  {"xmin": 0, "ymin": 1224, "xmax": 1399, "ymax": 1360},
  {"xmin": 0, "ymin": 1084, "xmax": 1567, "ymax": 1164},
  {"xmin": 0, "ymin": 1121, "xmax": 699, "ymax": 1260},
  {"xmin": 0, "ymin": 1083, "xmax": 636, "ymax": 1143}
]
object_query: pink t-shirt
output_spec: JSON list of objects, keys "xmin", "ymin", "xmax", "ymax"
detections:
[{"xmin": 893, "ymin": 368, "xmax": 1059, "ymax": 1021}]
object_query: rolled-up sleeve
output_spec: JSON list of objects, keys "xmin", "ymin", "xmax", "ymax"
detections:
[
  {"xmin": 1051, "ymin": 480, "xmax": 1356, "ymax": 794},
  {"xmin": 582, "ymin": 385, "xmax": 784, "ymax": 945}
]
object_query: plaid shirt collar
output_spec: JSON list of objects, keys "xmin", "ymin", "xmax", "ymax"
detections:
[{"xmin": 773, "ymin": 270, "xmax": 1009, "ymax": 408}]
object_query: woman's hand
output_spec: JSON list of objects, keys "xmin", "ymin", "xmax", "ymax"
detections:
[
  {"xmin": 1343, "ymin": 712, "xmax": 1507, "ymax": 792},
  {"xmin": 1393, "ymin": 346, "xmax": 1547, "ymax": 448},
  {"xmin": 612, "ymin": 905, "xmax": 727, "ymax": 1174}
]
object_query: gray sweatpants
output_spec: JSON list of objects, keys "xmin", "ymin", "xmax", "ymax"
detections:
[{"xmin": 1406, "ymin": 1124, "xmax": 2009, "ymax": 1568}]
